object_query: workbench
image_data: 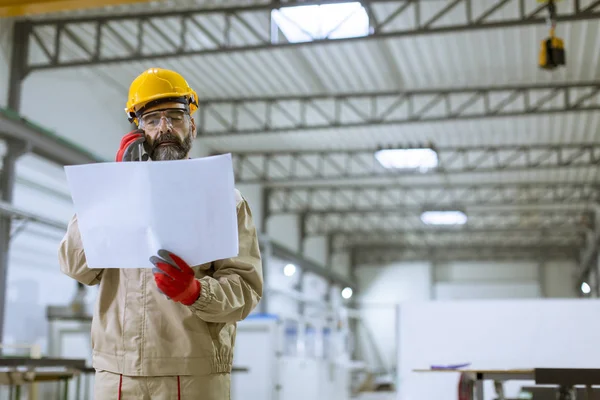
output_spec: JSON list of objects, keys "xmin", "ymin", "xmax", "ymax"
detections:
[
  {"xmin": 414, "ymin": 368, "xmax": 600, "ymax": 400},
  {"xmin": 0, "ymin": 357, "xmax": 88, "ymax": 400}
]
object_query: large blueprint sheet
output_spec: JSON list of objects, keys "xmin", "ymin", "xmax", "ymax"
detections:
[{"xmin": 64, "ymin": 154, "xmax": 238, "ymax": 268}]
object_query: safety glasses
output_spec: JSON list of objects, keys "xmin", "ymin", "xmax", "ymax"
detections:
[{"xmin": 139, "ymin": 108, "xmax": 189, "ymax": 130}]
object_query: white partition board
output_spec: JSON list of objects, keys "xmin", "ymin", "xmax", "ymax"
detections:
[{"xmin": 397, "ymin": 299, "xmax": 600, "ymax": 400}]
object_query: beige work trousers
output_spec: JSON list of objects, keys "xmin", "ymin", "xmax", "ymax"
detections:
[{"xmin": 94, "ymin": 370, "xmax": 231, "ymax": 400}]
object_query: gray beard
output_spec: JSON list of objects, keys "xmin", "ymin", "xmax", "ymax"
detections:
[
  {"xmin": 149, "ymin": 132, "xmax": 193, "ymax": 161},
  {"xmin": 152, "ymin": 144, "xmax": 188, "ymax": 161}
]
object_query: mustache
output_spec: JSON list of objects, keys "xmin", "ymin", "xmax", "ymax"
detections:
[{"xmin": 149, "ymin": 133, "xmax": 185, "ymax": 151}]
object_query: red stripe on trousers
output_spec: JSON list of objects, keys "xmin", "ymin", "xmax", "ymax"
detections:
[{"xmin": 118, "ymin": 374, "xmax": 123, "ymax": 400}]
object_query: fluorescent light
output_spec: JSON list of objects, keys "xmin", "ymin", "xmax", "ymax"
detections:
[
  {"xmin": 581, "ymin": 282, "xmax": 591, "ymax": 294},
  {"xmin": 271, "ymin": 2, "xmax": 369, "ymax": 43},
  {"xmin": 421, "ymin": 210, "xmax": 467, "ymax": 226},
  {"xmin": 375, "ymin": 148, "xmax": 439, "ymax": 172},
  {"xmin": 283, "ymin": 263, "xmax": 296, "ymax": 277},
  {"xmin": 341, "ymin": 287, "xmax": 353, "ymax": 299}
]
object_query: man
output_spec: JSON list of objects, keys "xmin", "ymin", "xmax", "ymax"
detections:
[{"xmin": 58, "ymin": 68, "xmax": 263, "ymax": 399}]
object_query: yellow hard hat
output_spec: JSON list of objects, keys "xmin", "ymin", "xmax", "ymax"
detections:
[{"xmin": 125, "ymin": 68, "xmax": 199, "ymax": 124}]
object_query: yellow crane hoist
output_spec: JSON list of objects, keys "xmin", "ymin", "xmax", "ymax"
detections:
[{"xmin": 538, "ymin": 0, "xmax": 566, "ymax": 70}]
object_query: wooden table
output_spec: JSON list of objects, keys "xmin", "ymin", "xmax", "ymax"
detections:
[{"xmin": 414, "ymin": 368, "xmax": 600, "ymax": 400}]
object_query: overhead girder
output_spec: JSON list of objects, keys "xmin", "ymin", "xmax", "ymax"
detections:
[
  {"xmin": 0, "ymin": 108, "xmax": 101, "ymax": 165},
  {"xmin": 0, "ymin": 0, "xmax": 156, "ymax": 18},
  {"xmin": 266, "ymin": 182, "xmax": 600, "ymax": 215},
  {"xmin": 199, "ymin": 82, "xmax": 600, "ymax": 135},
  {"xmin": 304, "ymin": 209, "xmax": 593, "ymax": 236},
  {"xmin": 232, "ymin": 143, "xmax": 600, "ymax": 183},
  {"xmin": 350, "ymin": 244, "xmax": 579, "ymax": 264},
  {"xmin": 12, "ymin": 0, "xmax": 600, "ymax": 72},
  {"xmin": 335, "ymin": 230, "xmax": 583, "ymax": 248}
]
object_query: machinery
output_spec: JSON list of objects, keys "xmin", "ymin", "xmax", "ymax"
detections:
[
  {"xmin": 232, "ymin": 310, "xmax": 355, "ymax": 400},
  {"xmin": 538, "ymin": 0, "xmax": 566, "ymax": 70}
]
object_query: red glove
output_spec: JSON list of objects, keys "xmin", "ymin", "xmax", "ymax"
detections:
[
  {"xmin": 150, "ymin": 250, "xmax": 201, "ymax": 306},
  {"xmin": 115, "ymin": 130, "xmax": 144, "ymax": 162}
]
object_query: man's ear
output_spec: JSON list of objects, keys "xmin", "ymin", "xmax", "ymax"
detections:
[{"xmin": 190, "ymin": 117, "xmax": 197, "ymax": 140}]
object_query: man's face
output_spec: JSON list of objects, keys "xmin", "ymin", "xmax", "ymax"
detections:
[{"xmin": 138, "ymin": 101, "xmax": 197, "ymax": 161}]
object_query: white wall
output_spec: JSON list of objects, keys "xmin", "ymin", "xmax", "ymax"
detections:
[
  {"xmin": 20, "ymin": 70, "xmax": 130, "ymax": 161},
  {"xmin": 434, "ymin": 261, "xmax": 541, "ymax": 300},
  {"xmin": 331, "ymin": 252, "xmax": 351, "ymax": 280},
  {"xmin": 304, "ymin": 235, "xmax": 328, "ymax": 265},
  {"xmin": 545, "ymin": 261, "xmax": 579, "ymax": 298},
  {"xmin": 354, "ymin": 262, "xmax": 432, "ymax": 372},
  {"xmin": 354, "ymin": 259, "xmax": 577, "ymax": 373}
]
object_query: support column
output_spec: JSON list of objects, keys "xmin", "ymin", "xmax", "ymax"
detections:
[
  {"xmin": 538, "ymin": 260, "xmax": 546, "ymax": 298},
  {"xmin": 577, "ymin": 204, "xmax": 600, "ymax": 292},
  {"xmin": 298, "ymin": 212, "xmax": 307, "ymax": 255},
  {"xmin": 325, "ymin": 234, "xmax": 333, "ymax": 268},
  {"xmin": 0, "ymin": 19, "xmax": 31, "ymax": 351},
  {"xmin": 8, "ymin": 21, "xmax": 31, "ymax": 112},
  {"xmin": 348, "ymin": 248, "xmax": 359, "ymax": 361},
  {"xmin": 0, "ymin": 140, "xmax": 28, "ymax": 345},
  {"xmin": 296, "ymin": 213, "xmax": 307, "ymax": 316},
  {"xmin": 260, "ymin": 187, "xmax": 271, "ymax": 235},
  {"xmin": 258, "ymin": 238, "xmax": 271, "ymax": 314},
  {"xmin": 595, "ymin": 257, "xmax": 600, "ymax": 297}
]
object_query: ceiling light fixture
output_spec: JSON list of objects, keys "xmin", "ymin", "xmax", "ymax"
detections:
[
  {"xmin": 581, "ymin": 282, "xmax": 591, "ymax": 295},
  {"xmin": 374, "ymin": 145, "xmax": 438, "ymax": 172},
  {"xmin": 341, "ymin": 287, "xmax": 353, "ymax": 299},
  {"xmin": 421, "ymin": 210, "xmax": 468, "ymax": 226},
  {"xmin": 283, "ymin": 263, "xmax": 296, "ymax": 277}
]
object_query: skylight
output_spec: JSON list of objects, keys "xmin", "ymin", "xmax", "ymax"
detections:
[
  {"xmin": 271, "ymin": 2, "xmax": 370, "ymax": 43},
  {"xmin": 421, "ymin": 211, "xmax": 468, "ymax": 226},
  {"xmin": 375, "ymin": 148, "xmax": 439, "ymax": 172}
]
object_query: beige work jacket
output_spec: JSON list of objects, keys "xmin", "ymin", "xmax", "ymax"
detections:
[{"xmin": 58, "ymin": 189, "xmax": 263, "ymax": 377}]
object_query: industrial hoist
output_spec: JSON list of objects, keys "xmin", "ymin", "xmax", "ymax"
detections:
[{"xmin": 538, "ymin": 0, "xmax": 566, "ymax": 70}]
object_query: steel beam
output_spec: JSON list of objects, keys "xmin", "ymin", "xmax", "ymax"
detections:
[
  {"xmin": 0, "ymin": 0, "xmax": 158, "ymax": 17},
  {"xmin": 17, "ymin": 0, "xmax": 600, "ymax": 71},
  {"xmin": 335, "ymin": 230, "xmax": 583, "ymax": 248},
  {"xmin": 7, "ymin": 22, "xmax": 30, "ymax": 112},
  {"xmin": 351, "ymin": 244, "xmax": 579, "ymax": 264},
  {"xmin": 0, "ymin": 141, "xmax": 28, "ymax": 347},
  {"xmin": 0, "ymin": 108, "xmax": 102, "ymax": 166},
  {"xmin": 0, "ymin": 200, "xmax": 68, "ymax": 231},
  {"xmin": 233, "ymin": 143, "xmax": 600, "ymax": 183},
  {"xmin": 305, "ymin": 209, "xmax": 591, "ymax": 236},
  {"xmin": 577, "ymin": 205, "xmax": 600, "ymax": 284},
  {"xmin": 268, "ymin": 182, "xmax": 600, "ymax": 214},
  {"xmin": 201, "ymin": 82, "xmax": 600, "ymax": 135}
]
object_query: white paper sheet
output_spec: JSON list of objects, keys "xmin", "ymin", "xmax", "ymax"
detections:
[{"xmin": 64, "ymin": 154, "xmax": 239, "ymax": 269}]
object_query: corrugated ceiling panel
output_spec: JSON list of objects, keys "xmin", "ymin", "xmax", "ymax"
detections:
[{"xmin": 17, "ymin": 0, "xmax": 600, "ymax": 209}]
